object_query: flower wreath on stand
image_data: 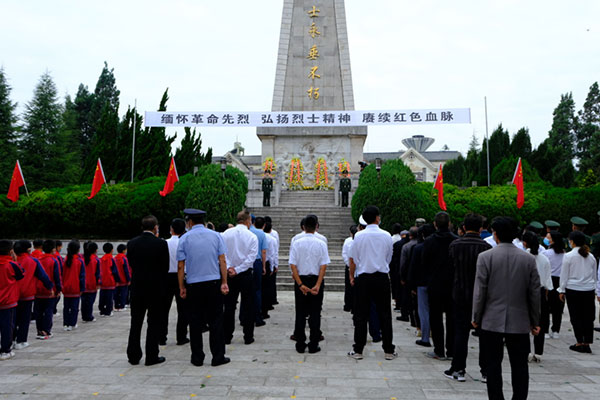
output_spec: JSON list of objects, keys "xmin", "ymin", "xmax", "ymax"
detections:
[
  {"xmin": 338, "ymin": 158, "xmax": 351, "ymax": 178},
  {"xmin": 263, "ymin": 157, "xmax": 276, "ymax": 176},
  {"xmin": 287, "ymin": 158, "xmax": 304, "ymax": 190},
  {"xmin": 314, "ymin": 157, "xmax": 331, "ymax": 190}
]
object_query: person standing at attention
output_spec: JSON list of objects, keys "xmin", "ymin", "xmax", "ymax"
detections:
[
  {"xmin": 290, "ymin": 215, "xmax": 330, "ymax": 354},
  {"xmin": 81, "ymin": 242, "xmax": 100, "ymax": 323},
  {"xmin": 472, "ymin": 217, "xmax": 540, "ymax": 400},
  {"xmin": 61, "ymin": 241, "xmax": 85, "ymax": 331},
  {"xmin": 126, "ymin": 215, "xmax": 169, "ymax": 366},
  {"xmin": 250, "ymin": 216, "xmax": 268, "ymax": 327},
  {"xmin": 177, "ymin": 209, "xmax": 230, "ymax": 367},
  {"xmin": 347, "ymin": 206, "xmax": 396, "ymax": 361}
]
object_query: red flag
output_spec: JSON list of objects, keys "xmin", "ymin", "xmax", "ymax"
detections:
[
  {"xmin": 88, "ymin": 159, "xmax": 106, "ymax": 200},
  {"xmin": 7, "ymin": 160, "xmax": 26, "ymax": 202},
  {"xmin": 433, "ymin": 164, "xmax": 447, "ymax": 211},
  {"xmin": 159, "ymin": 157, "xmax": 179, "ymax": 197},
  {"xmin": 512, "ymin": 157, "xmax": 524, "ymax": 209}
]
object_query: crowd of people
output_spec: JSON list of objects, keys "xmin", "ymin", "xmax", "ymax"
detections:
[{"xmin": 1, "ymin": 206, "xmax": 600, "ymax": 399}]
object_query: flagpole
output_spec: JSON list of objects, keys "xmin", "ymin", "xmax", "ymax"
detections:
[
  {"xmin": 18, "ymin": 160, "xmax": 29, "ymax": 196},
  {"xmin": 131, "ymin": 99, "xmax": 137, "ymax": 183},
  {"xmin": 484, "ymin": 96, "xmax": 490, "ymax": 187}
]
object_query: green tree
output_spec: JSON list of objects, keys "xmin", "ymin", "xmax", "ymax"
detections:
[
  {"xmin": 73, "ymin": 84, "xmax": 94, "ymax": 170},
  {"xmin": 576, "ymin": 82, "xmax": 600, "ymax": 178},
  {"xmin": 0, "ymin": 68, "xmax": 19, "ymax": 190},
  {"xmin": 491, "ymin": 156, "xmax": 542, "ymax": 185},
  {"xmin": 530, "ymin": 139, "xmax": 575, "ymax": 188},
  {"xmin": 477, "ymin": 137, "xmax": 489, "ymax": 186},
  {"xmin": 59, "ymin": 95, "xmax": 84, "ymax": 185},
  {"xmin": 488, "ymin": 124, "xmax": 510, "ymax": 173},
  {"xmin": 19, "ymin": 71, "xmax": 65, "ymax": 190},
  {"xmin": 135, "ymin": 89, "xmax": 176, "ymax": 180},
  {"xmin": 548, "ymin": 93, "xmax": 577, "ymax": 157},
  {"xmin": 442, "ymin": 155, "xmax": 467, "ymax": 186},
  {"xmin": 174, "ymin": 127, "xmax": 213, "ymax": 176},
  {"xmin": 509, "ymin": 127, "xmax": 532, "ymax": 160}
]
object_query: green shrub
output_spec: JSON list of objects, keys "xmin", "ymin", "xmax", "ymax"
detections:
[
  {"xmin": 491, "ymin": 157, "xmax": 541, "ymax": 185},
  {"xmin": 185, "ymin": 164, "xmax": 248, "ymax": 226}
]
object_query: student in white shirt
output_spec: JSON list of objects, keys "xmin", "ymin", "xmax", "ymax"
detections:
[
  {"xmin": 558, "ymin": 231, "xmax": 598, "ymax": 353},
  {"xmin": 342, "ymin": 225, "xmax": 358, "ymax": 312},
  {"xmin": 290, "ymin": 216, "xmax": 328, "ymax": 252},
  {"xmin": 289, "ymin": 215, "xmax": 330, "ymax": 354},
  {"xmin": 542, "ymin": 231, "xmax": 566, "ymax": 338},
  {"xmin": 264, "ymin": 216, "xmax": 280, "ymax": 305},
  {"xmin": 222, "ymin": 211, "xmax": 259, "ymax": 345},
  {"xmin": 347, "ymin": 206, "xmax": 397, "ymax": 361},
  {"xmin": 522, "ymin": 231, "xmax": 553, "ymax": 362},
  {"xmin": 262, "ymin": 222, "xmax": 278, "ymax": 319},
  {"xmin": 163, "ymin": 218, "xmax": 189, "ymax": 345}
]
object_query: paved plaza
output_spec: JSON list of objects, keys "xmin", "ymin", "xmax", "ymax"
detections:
[{"xmin": 1, "ymin": 292, "xmax": 599, "ymax": 400}]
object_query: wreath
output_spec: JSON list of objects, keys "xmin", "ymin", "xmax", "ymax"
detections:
[
  {"xmin": 263, "ymin": 157, "xmax": 276, "ymax": 176},
  {"xmin": 287, "ymin": 158, "xmax": 304, "ymax": 190},
  {"xmin": 314, "ymin": 158, "xmax": 330, "ymax": 190},
  {"xmin": 338, "ymin": 158, "xmax": 351, "ymax": 178}
]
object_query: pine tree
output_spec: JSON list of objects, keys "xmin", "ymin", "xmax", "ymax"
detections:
[
  {"xmin": 576, "ymin": 82, "xmax": 600, "ymax": 175},
  {"xmin": 509, "ymin": 127, "xmax": 532, "ymax": 160},
  {"xmin": 468, "ymin": 133, "xmax": 480, "ymax": 152},
  {"xmin": 548, "ymin": 93, "xmax": 577, "ymax": 157},
  {"xmin": 73, "ymin": 84, "xmax": 94, "ymax": 169},
  {"xmin": 174, "ymin": 127, "xmax": 213, "ymax": 176},
  {"xmin": 0, "ymin": 67, "xmax": 18, "ymax": 190},
  {"xmin": 442, "ymin": 155, "xmax": 467, "ymax": 186},
  {"xmin": 19, "ymin": 71, "xmax": 64, "ymax": 190},
  {"xmin": 59, "ymin": 95, "xmax": 84, "ymax": 185},
  {"xmin": 488, "ymin": 124, "xmax": 510, "ymax": 173},
  {"xmin": 114, "ymin": 105, "xmax": 143, "ymax": 182},
  {"xmin": 135, "ymin": 89, "xmax": 176, "ymax": 180}
]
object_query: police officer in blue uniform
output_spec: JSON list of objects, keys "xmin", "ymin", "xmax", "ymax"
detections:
[{"xmin": 177, "ymin": 209, "xmax": 230, "ymax": 367}]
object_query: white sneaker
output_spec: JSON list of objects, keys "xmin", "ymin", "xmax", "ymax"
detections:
[
  {"xmin": 72, "ymin": 324, "xmax": 78, "ymax": 330},
  {"xmin": 544, "ymin": 333, "xmax": 550, "ymax": 339},
  {"xmin": 0, "ymin": 352, "xmax": 13, "ymax": 361},
  {"xmin": 551, "ymin": 332, "xmax": 560, "ymax": 339},
  {"xmin": 385, "ymin": 352, "xmax": 398, "ymax": 360},
  {"xmin": 63, "ymin": 326, "xmax": 72, "ymax": 331},
  {"xmin": 14, "ymin": 342, "xmax": 29, "ymax": 350},
  {"xmin": 533, "ymin": 354, "xmax": 542, "ymax": 362},
  {"xmin": 347, "ymin": 351, "xmax": 364, "ymax": 360}
]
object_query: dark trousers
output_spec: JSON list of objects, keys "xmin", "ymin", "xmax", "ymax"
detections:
[
  {"xmin": 63, "ymin": 297, "xmax": 80, "ymax": 327},
  {"xmin": 34, "ymin": 298, "xmax": 54, "ymax": 334},
  {"xmin": 224, "ymin": 269, "xmax": 254, "ymax": 342},
  {"xmin": 127, "ymin": 287, "xmax": 163, "ymax": 363},
  {"xmin": 252, "ymin": 259, "xmax": 263, "ymax": 324},
  {"xmin": 81, "ymin": 292, "xmax": 97, "ymax": 321},
  {"xmin": 261, "ymin": 262, "xmax": 273, "ymax": 317},
  {"xmin": 0, "ymin": 308, "xmax": 15, "ymax": 353},
  {"xmin": 548, "ymin": 276, "xmax": 564, "ymax": 333},
  {"xmin": 294, "ymin": 275, "xmax": 324, "ymax": 350},
  {"xmin": 428, "ymin": 289, "xmax": 454, "ymax": 358},
  {"xmin": 352, "ymin": 272, "xmax": 395, "ymax": 354},
  {"xmin": 344, "ymin": 266, "xmax": 353, "ymax": 311},
  {"xmin": 271, "ymin": 269, "xmax": 278, "ymax": 303},
  {"xmin": 369, "ymin": 302, "xmax": 382, "ymax": 340},
  {"xmin": 451, "ymin": 302, "xmax": 472, "ymax": 371},
  {"xmin": 162, "ymin": 274, "xmax": 189, "ymax": 344},
  {"xmin": 99, "ymin": 289, "xmax": 115, "ymax": 315},
  {"xmin": 341, "ymin": 192, "xmax": 349, "ymax": 207},
  {"xmin": 389, "ymin": 264, "xmax": 400, "ymax": 306},
  {"xmin": 533, "ymin": 288, "xmax": 549, "ymax": 355},
  {"xmin": 115, "ymin": 286, "xmax": 129, "ymax": 310},
  {"xmin": 14, "ymin": 300, "xmax": 33, "ymax": 343},
  {"xmin": 263, "ymin": 191, "xmax": 271, "ymax": 207},
  {"xmin": 53, "ymin": 295, "xmax": 60, "ymax": 314},
  {"xmin": 480, "ymin": 330, "xmax": 530, "ymax": 400},
  {"xmin": 186, "ymin": 280, "xmax": 226, "ymax": 365},
  {"xmin": 565, "ymin": 289, "xmax": 596, "ymax": 344}
]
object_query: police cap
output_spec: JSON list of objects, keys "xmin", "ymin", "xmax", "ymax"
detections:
[
  {"xmin": 570, "ymin": 216, "xmax": 588, "ymax": 226},
  {"xmin": 183, "ymin": 208, "xmax": 206, "ymax": 217},
  {"xmin": 545, "ymin": 220, "xmax": 560, "ymax": 228}
]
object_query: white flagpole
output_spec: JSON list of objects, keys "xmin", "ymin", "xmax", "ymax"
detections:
[
  {"xmin": 131, "ymin": 99, "xmax": 137, "ymax": 183},
  {"xmin": 511, "ymin": 157, "xmax": 522, "ymax": 184},
  {"xmin": 17, "ymin": 160, "xmax": 29, "ymax": 196},
  {"xmin": 484, "ymin": 97, "xmax": 490, "ymax": 187}
]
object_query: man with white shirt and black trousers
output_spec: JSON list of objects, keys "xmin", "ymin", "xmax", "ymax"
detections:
[
  {"xmin": 162, "ymin": 218, "xmax": 189, "ymax": 346},
  {"xmin": 222, "ymin": 211, "xmax": 258, "ymax": 345},
  {"xmin": 348, "ymin": 206, "xmax": 397, "ymax": 361},
  {"xmin": 289, "ymin": 215, "xmax": 330, "ymax": 354}
]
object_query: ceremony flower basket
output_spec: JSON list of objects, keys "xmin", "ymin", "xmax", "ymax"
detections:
[{"xmin": 287, "ymin": 158, "xmax": 304, "ymax": 190}]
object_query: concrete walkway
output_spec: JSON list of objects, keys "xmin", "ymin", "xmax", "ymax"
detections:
[{"xmin": 1, "ymin": 292, "xmax": 599, "ymax": 399}]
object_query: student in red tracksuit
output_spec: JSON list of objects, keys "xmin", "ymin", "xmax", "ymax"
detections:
[
  {"xmin": 114, "ymin": 244, "xmax": 131, "ymax": 311},
  {"xmin": 34, "ymin": 240, "xmax": 62, "ymax": 340},
  {"xmin": 31, "ymin": 240, "xmax": 43, "ymax": 260},
  {"xmin": 13, "ymin": 240, "xmax": 52, "ymax": 350},
  {"xmin": 99, "ymin": 243, "xmax": 120, "ymax": 317},
  {"xmin": 81, "ymin": 242, "xmax": 101, "ymax": 322},
  {"xmin": 53, "ymin": 240, "xmax": 64, "ymax": 316},
  {"xmin": 0, "ymin": 240, "xmax": 24, "ymax": 360},
  {"xmin": 62, "ymin": 241, "xmax": 85, "ymax": 330}
]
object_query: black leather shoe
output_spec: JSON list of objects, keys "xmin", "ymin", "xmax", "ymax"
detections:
[
  {"xmin": 244, "ymin": 338, "xmax": 255, "ymax": 345},
  {"xmin": 145, "ymin": 356, "xmax": 166, "ymax": 366},
  {"xmin": 308, "ymin": 346, "xmax": 321, "ymax": 354},
  {"xmin": 177, "ymin": 338, "xmax": 190, "ymax": 346},
  {"xmin": 159, "ymin": 339, "xmax": 167, "ymax": 346},
  {"xmin": 262, "ymin": 314, "xmax": 270, "ymax": 319},
  {"xmin": 255, "ymin": 321, "xmax": 266, "ymax": 327},
  {"xmin": 211, "ymin": 357, "xmax": 231, "ymax": 367},
  {"xmin": 128, "ymin": 359, "xmax": 140, "ymax": 365},
  {"xmin": 396, "ymin": 315, "xmax": 409, "ymax": 322},
  {"xmin": 296, "ymin": 343, "xmax": 306, "ymax": 353},
  {"xmin": 191, "ymin": 359, "xmax": 204, "ymax": 367}
]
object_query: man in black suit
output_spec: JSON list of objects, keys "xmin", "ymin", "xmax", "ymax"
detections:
[{"xmin": 126, "ymin": 215, "xmax": 170, "ymax": 366}]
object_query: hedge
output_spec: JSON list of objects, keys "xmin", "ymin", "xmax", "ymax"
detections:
[
  {"xmin": 0, "ymin": 165, "xmax": 248, "ymax": 240},
  {"xmin": 351, "ymin": 161, "xmax": 600, "ymax": 235}
]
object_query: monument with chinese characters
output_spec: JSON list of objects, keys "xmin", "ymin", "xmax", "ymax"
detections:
[{"xmin": 257, "ymin": 0, "xmax": 367, "ymax": 185}]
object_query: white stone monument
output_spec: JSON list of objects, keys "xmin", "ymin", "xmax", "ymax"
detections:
[{"xmin": 257, "ymin": 0, "xmax": 367, "ymax": 185}]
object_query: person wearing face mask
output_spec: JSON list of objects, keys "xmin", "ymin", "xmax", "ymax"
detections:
[
  {"xmin": 542, "ymin": 231, "xmax": 565, "ymax": 339},
  {"xmin": 126, "ymin": 215, "xmax": 170, "ymax": 366}
]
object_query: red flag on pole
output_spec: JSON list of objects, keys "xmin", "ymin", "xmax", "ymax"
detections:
[
  {"xmin": 88, "ymin": 159, "xmax": 107, "ymax": 200},
  {"xmin": 7, "ymin": 160, "xmax": 26, "ymax": 202},
  {"xmin": 159, "ymin": 157, "xmax": 179, "ymax": 197},
  {"xmin": 512, "ymin": 157, "xmax": 524, "ymax": 209},
  {"xmin": 433, "ymin": 164, "xmax": 447, "ymax": 211}
]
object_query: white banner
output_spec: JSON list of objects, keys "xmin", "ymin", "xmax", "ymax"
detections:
[{"xmin": 144, "ymin": 108, "xmax": 471, "ymax": 128}]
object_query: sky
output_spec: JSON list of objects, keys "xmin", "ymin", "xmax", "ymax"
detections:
[{"xmin": 1, "ymin": 0, "xmax": 599, "ymax": 158}]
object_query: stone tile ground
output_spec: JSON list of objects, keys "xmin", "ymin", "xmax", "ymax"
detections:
[{"xmin": 1, "ymin": 292, "xmax": 599, "ymax": 399}]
